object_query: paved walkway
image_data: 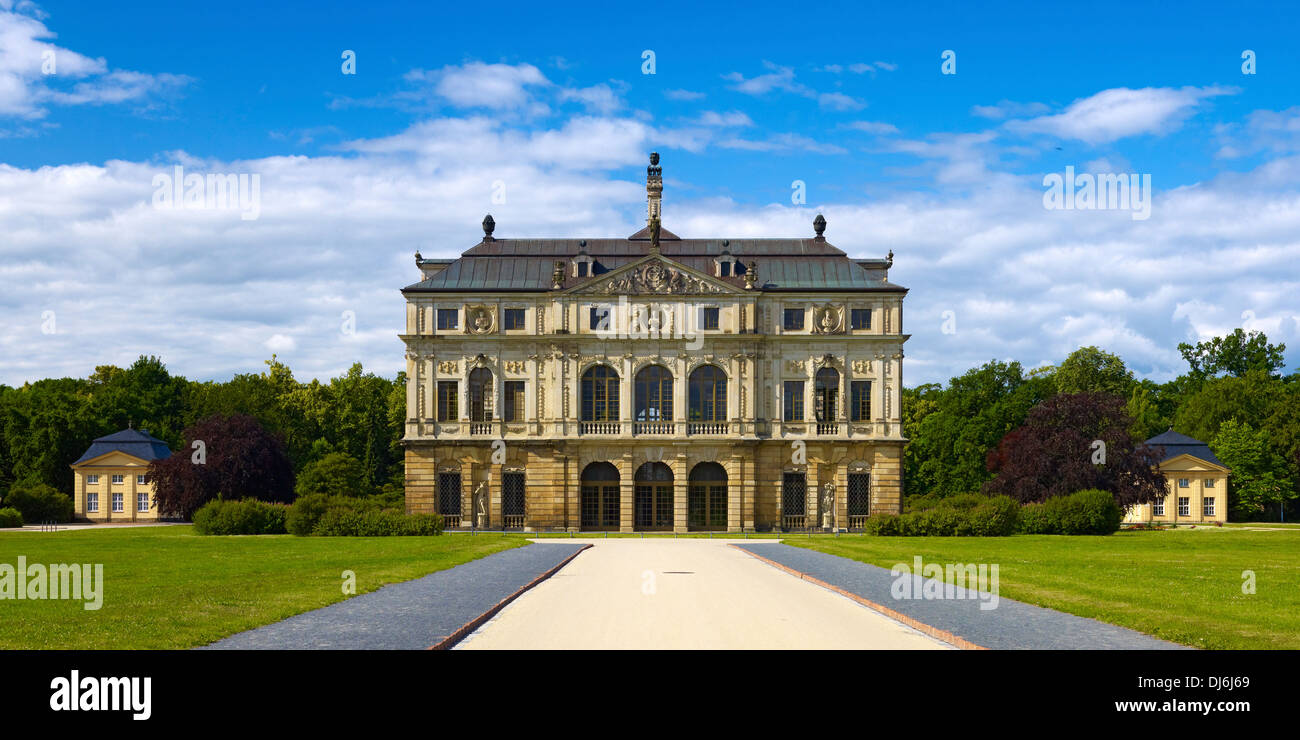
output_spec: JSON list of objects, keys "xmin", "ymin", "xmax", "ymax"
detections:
[
  {"xmin": 203, "ymin": 543, "xmax": 586, "ymax": 649},
  {"xmin": 456, "ymin": 539, "xmax": 950, "ymax": 650},
  {"xmin": 735, "ymin": 543, "xmax": 1187, "ymax": 650}
]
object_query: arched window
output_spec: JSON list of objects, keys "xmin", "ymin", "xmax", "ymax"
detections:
[
  {"xmin": 635, "ymin": 366, "xmax": 673, "ymax": 422},
  {"xmin": 634, "ymin": 462, "xmax": 673, "ymax": 531},
  {"xmin": 580, "ymin": 462, "xmax": 620, "ymax": 530},
  {"xmin": 688, "ymin": 462, "xmax": 728, "ymax": 531},
  {"xmin": 814, "ymin": 367, "xmax": 839, "ymax": 422},
  {"xmin": 581, "ymin": 365, "xmax": 620, "ymax": 422},
  {"xmin": 688, "ymin": 365, "xmax": 727, "ymax": 422},
  {"xmin": 468, "ymin": 367, "xmax": 493, "ymax": 422}
]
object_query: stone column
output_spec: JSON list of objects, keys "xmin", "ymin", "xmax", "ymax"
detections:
[
  {"xmin": 619, "ymin": 453, "xmax": 634, "ymax": 532},
  {"xmin": 727, "ymin": 454, "xmax": 742, "ymax": 532},
  {"xmin": 673, "ymin": 453, "xmax": 688, "ymax": 533}
]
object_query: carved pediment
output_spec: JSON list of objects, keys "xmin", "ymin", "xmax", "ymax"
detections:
[{"xmin": 567, "ymin": 257, "xmax": 738, "ymax": 296}]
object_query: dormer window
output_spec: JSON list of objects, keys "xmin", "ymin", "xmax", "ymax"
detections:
[
  {"xmin": 714, "ymin": 247, "xmax": 739, "ymax": 277},
  {"xmin": 573, "ymin": 243, "xmax": 594, "ymax": 278}
]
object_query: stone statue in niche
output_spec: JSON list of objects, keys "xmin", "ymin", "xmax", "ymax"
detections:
[{"xmin": 821, "ymin": 482, "xmax": 835, "ymax": 530}]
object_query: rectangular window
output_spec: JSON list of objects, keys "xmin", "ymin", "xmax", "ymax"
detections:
[
  {"xmin": 850, "ymin": 381, "xmax": 872, "ymax": 421},
  {"xmin": 87, "ymin": 493, "xmax": 99, "ymax": 513},
  {"xmin": 577, "ymin": 261, "xmax": 589, "ymax": 277},
  {"xmin": 783, "ymin": 381, "xmax": 805, "ymax": 421},
  {"xmin": 1178, "ymin": 478, "xmax": 1190, "ymax": 488},
  {"xmin": 1205, "ymin": 478, "xmax": 1216, "ymax": 488},
  {"xmin": 136, "ymin": 474, "xmax": 146, "ymax": 485},
  {"xmin": 1178, "ymin": 497, "xmax": 1190, "ymax": 517},
  {"xmin": 503, "ymin": 381, "xmax": 526, "ymax": 422},
  {"xmin": 504, "ymin": 308, "xmax": 526, "ymax": 330},
  {"xmin": 851, "ymin": 308, "xmax": 872, "ymax": 330},
  {"xmin": 719, "ymin": 262, "xmax": 731, "ymax": 277},
  {"xmin": 783, "ymin": 307, "xmax": 805, "ymax": 330},
  {"xmin": 1203, "ymin": 497, "xmax": 1216, "ymax": 517},
  {"xmin": 589, "ymin": 305, "xmax": 611, "ymax": 331},
  {"xmin": 87, "ymin": 474, "xmax": 99, "ymax": 485},
  {"xmin": 112, "ymin": 474, "xmax": 124, "ymax": 485},
  {"xmin": 1153, "ymin": 499, "xmax": 1165, "ymax": 516},
  {"xmin": 112, "ymin": 493, "xmax": 124, "ymax": 513},
  {"xmin": 437, "ymin": 308, "xmax": 458, "ymax": 330},
  {"xmin": 702, "ymin": 307, "xmax": 719, "ymax": 331},
  {"xmin": 137, "ymin": 493, "xmax": 149, "ymax": 512},
  {"xmin": 437, "ymin": 381, "xmax": 459, "ymax": 421}
]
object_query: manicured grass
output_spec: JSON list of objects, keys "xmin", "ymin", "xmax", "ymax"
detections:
[
  {"xmin": 782, "ymin": 528, "xmax": 1300, "ymax": 649},
  {"xmin": 0, "ymin": 526, "xmax": 527, "ymax": 649},
  {"xmin": 528, "ymin": 532, "xmax": 783, "ymax": 539}
]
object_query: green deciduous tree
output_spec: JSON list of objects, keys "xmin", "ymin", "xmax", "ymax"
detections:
[{"xmin": 1211, "ymin": 419, "xmax": 1297, "ymax": 521}]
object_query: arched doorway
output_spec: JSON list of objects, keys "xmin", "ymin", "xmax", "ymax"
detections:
[
  {"xmin": 688, "ymin": 462, "xmax": 727, "ymax": 531},
  {"xmin": 580, "ymin": 462, "xmax": 620, "ymax": 531},
  {"xmin": 634, "ymin": 461, "xmax": 674, "ymax": 531}
]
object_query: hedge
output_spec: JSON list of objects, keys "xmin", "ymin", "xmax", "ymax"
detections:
[
  {"xmin": 2, "ymin": 481, "xmax": 73, "ymax": 523},
  {"xmin": 192, "ymin": 498, "xmax": 289, "ymax": 535},
  {"xmin": 286, "ymin": 493, "xmax": 443, "ymax": 537},
  {"xmin": 863, "ymin": 494, "xmax": 1020, "ymax": 536},
  {"xmin": 1016, "ymin": 489, "xmax": 1122, "ymax": 535}
]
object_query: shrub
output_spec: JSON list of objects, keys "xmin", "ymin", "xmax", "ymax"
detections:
[
  {"xmin": 192, "ymin": 498, "xmax": 289, "ymax": 535},
  {"xmin": 1016, "ymin": 490, "xmax": 1122, "ymax": 535},
  {"xmin": 2, "ymin": 480, "xmax": 73, "ymax": 523},
  {"xmin": 875, "ymin": 494, "xmax": 1019, "ymax": 536},
  {"xmin": 0, "ymin": 507, "xmax": 23, "ymax": 528},
  {"xmin": 286, "ymin": 493, "xmax": 442, "ymax": 536},
  {"xmin": 967, "ymin": 495, "xmax": 1021, "ymax": 536},
  {"xmin": 1017, "ymin": 502, "xmax": 1053, "ymax": 533},
  {"xmin": 312, "ymin": 508, "xmax": 443, "ymax": 537},
  {"xmin": 862, "ymin": 513, "xmax": 902, "ymax": 535}
]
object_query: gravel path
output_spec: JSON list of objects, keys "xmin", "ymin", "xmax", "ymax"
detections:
[
  {"xmin": 735, "ymin": 543, "xmax": 1188, "ymax": 650},
  {"xmin": 202, "ymin": 543, "xmax": 587, "ymax": 650}
]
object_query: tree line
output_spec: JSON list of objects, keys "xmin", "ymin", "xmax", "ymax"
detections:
[
  {"xmin": 905, "ymin": 329, "xmax": 1300, "ymax": 520},
  {"xmin": 0, "ymin": 355, "xmax": 405, "ymax": 510}
]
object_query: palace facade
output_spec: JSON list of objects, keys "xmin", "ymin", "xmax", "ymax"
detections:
[{"xmin": 401, "ymin": 154, "xmax": 909, "ymax": 532}]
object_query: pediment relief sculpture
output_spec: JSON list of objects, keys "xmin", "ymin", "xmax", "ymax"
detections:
[{"xmin": 585, "ymin": 259, "xmax": 730, "ymax": 295}]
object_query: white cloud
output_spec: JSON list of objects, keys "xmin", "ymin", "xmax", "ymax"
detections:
[
  {"xmin": 842, "ymin": 120, "xmax": 899, "ymax": 135},
  {"xmin": 406, "ymin": 61, "xmax": 550, "ymax": 110},
  {"xmin": 558, "ymin": 82, "xmax": 622, "ymax": 114},
  {"xmin": 663, "ymin": 88, "xmax": 704, "ymax": 101},
  {"xmin": 818, "ymin": 92, "xmax": 864, "ymax": 111},
  {"xmin": 0, "ymin": 2, "xmax": 190, "ymax": 120},
  {"xmin": 1006, "ymin": 86, "xmax": 1235, "ymax": 144},
  {"xmin": 697, "ymin": 110, "xmax": 753, "ymax": 127},
  {"xmin": 971, "ymin": 100, "xmax": 1050, "ymax": 120}
]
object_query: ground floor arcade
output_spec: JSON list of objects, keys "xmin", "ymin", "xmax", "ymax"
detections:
[{"xmin": 404, "ymin": 439, "xmax": 904, "ymax": 532}]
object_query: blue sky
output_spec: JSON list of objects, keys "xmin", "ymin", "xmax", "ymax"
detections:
[{"xmin": 2, "ymin": 0, "xmax": 1299, "ymax": 386}]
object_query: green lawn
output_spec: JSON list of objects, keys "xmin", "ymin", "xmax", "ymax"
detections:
[
  {"xmin": 782, "ymin": 528, "xmax": 1300, "ymax": 649},
  {"xmin": 0, "ymin": 526, "xmax": 526, "ymax": 649}
]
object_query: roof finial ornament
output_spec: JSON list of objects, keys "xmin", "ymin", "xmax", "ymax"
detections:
[
  {"xmin": 813, "ymin": 213, "xmax": 827, "ymax": 239},
  {"xmin": 646, "ymin": 152, "xmax": 663, "ymax": 226},
  {"xmin": 482, "ymin": 214, "xmax": 495, "ymax": 241},
  {"xmin": 886, "ymin": 249, "xmax": 894, "ymax": 268}
]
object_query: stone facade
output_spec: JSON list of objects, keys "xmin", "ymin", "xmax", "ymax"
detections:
[{"xmin": 401, "ymin": 154, "xmax": 909, "ymax": 532}]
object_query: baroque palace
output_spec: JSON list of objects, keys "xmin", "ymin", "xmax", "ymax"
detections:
[{"xmin": 401, "ymin": 154, "xmax": 908, "ymax": 532}]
